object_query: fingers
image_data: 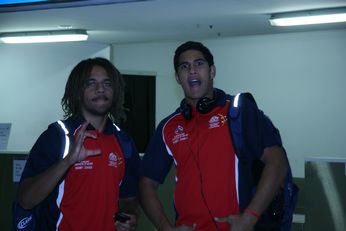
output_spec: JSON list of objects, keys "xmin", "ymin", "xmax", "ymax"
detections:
[
  {"xmin": 67, "ymin": 122, "xmax": 101, "ymax": 163},
  {"xmin": 214, "ymin": 215, "xmax": 237, "ymax": 223},
  {"xmin": 115, "ymin": 214, "xmax": 136, "ymax": 231},
  {"xmin": 214, "ymin": 216, "xmax": 228, "ymax": 223},
  {"xmin": 84, "ymin": 131, "xmax": 97, "ymax": 139},
  {"xmin": 75, "ymin": 122, "xmax": 98, "ymax": 150},
  {"xmin": 85, "ymin": 148, "xmax": 101, "ymax": 157},
  {"xmin": 115, "ymin": 221, "xmax": 132, "ymax": 231},
  {"xmin": 63, "ymin": 123, "xmax": 88, "ymax": 165},
  {"xmin": 74, "ymin": 122, "xmax": 89, "ymax": 148}
]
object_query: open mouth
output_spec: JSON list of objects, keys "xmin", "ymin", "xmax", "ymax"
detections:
[
  {"xmin": 188, "ymin": 79, "xmax": 201, "ymax": 88},
  {"xmin": 92, "ymin": 95, "xmax": 109, "ymax": 102}
]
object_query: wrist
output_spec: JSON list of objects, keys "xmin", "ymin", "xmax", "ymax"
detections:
[
  {"xmin": 61, "ymin": 156, "xmax": 73, "ymax": 169},
  {"xmin": 243, "ymin": 208, "xmax": 260, "ymax": 224},
  {"xmin": 244, "ymin": 208, "xmax": 260, "ymax": 220}
]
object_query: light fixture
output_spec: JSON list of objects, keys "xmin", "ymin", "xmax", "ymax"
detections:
[
  {"xmin": 270, "ymin": 7, "xmax": 346, "ymax": 26},
  {"xmin": 0, "ymin": 29, "xmax": 88, "ymax": 43}
]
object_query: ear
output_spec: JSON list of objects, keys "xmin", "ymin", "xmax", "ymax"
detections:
[
  {"xmin": 210, "ymin": 65, "xmax": 216, "ymax": 79},
  {"xmin": 175, "ymin": 72, "xmax": 182, "ymax": 84}
]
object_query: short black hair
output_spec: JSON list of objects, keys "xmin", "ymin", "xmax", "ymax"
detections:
[{"xmin": 174, "ymin": 41, "xmax": 214, "ymax": 71}]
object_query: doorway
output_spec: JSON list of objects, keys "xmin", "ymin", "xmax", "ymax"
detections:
[{"xmin": 121, "ymin": 74, "xmax": 155, "ymax": 154}]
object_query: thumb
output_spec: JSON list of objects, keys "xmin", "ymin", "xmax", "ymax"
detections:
[{"xmin": 86, "ymin": 149, "xmax": 101, "ymax": 157}]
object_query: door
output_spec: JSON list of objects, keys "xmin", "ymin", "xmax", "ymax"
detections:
[{"xmin": 121, "ymin": 74, "xmax": 155, "ymax": 154}]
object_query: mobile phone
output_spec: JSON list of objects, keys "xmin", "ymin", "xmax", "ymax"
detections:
[{"xmin": 115, "ymin": 212, "xmax": 131, "ymax": 223}]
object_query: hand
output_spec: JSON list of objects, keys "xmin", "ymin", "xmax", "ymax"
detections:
[
  {"xmin": 214, "ymin": 213, "xmax": 256, "ymax": 231},
  {"xmin": 115, "ymin": 213, "xmax": 136, "ymax": 231},
  {"xmin": 63, "ymin": 122, "xmax": 101, "ymax": 166}
]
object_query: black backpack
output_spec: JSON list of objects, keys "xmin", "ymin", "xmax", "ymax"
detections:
[{"xmin": 228, "ymin": 93, "xmax": 299, "ymax": 231}]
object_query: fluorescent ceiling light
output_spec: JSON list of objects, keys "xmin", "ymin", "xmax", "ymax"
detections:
[
  {"xmin": 270, "ymin": 7, "xmax": 346, "ymax": 26},
  {"xmin": 0, "ymin": 29, "xmax": 88, "ymax": 43},
  {"xmin": 0, "ymin": 0, "xmax": 47, "ymax": 4}
]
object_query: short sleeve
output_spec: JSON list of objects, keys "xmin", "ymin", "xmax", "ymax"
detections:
[
  {"xmin": 20, "ymin": 124, "xmax": 63, "ymax": 181},
  {"xmin": 139, "ymin": 121, "xmax": 173, "ymax": 184}
]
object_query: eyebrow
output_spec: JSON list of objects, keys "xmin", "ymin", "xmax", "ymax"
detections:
[
  {"xmin": 178, "ymin": 58, "xmax": 206, "ymax": 65},
  {"xmin": 87, "ymin": 76, "xmax": 112, "ymax": 80}
]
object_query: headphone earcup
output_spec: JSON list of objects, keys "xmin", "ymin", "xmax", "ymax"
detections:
[
  {"xmin": 197, "ymin": 97, "xmax": 216, "ymax": 114},
  {"xmin": 180, "ymin": 89, "xmax": 221, "ymax": 119}
]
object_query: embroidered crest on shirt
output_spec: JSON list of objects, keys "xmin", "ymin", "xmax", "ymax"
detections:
[
  {"xmin": 209, "ymin": 113, "xmax": 228, "ymax": 129},
  {"xmin": 172, "ymin": 125, "xmax": 188, "ymax": 144},
  {"xmin": 108, "ymin": 152, "xmax": 122, "ymax": 168}
]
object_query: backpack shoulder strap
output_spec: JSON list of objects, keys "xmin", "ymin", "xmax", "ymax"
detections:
[
  {"xmin": 229, "ymin": 93, "xmax": 240, "ymax": 119},
  {"xmin": 54, "ymin": 120, "xmax": 72, "ymax": 159},
  {"xmin": 112, "ymin": 123, "xmax": 134, "ymax": 159},
  {"xmin": 228, "ymin": 92, "xmax": 258, "ymax": 162},
  {"xmin": 229, "ymin": 92, "xmax": 257, "ymax": 116},
  {"xmin": 228, "ymin": 93, "xmax": 298, "ymax": 230}
]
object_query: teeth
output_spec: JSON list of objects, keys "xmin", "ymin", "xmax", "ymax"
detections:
[{"xmin": 189, "ymin": 79, "xmax": 200, "ymax": 87}]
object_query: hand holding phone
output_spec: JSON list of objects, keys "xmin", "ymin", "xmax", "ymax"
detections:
[{"xmin": 115, "ymin": 212, "xmax": 131, "ymax": 223}]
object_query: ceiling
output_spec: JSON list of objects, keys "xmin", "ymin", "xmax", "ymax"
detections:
[{"xmin": 0, "ymin": 0, "xmax": 346, "ymax": 44}]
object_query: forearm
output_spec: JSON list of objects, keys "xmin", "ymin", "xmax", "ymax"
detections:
[
  {"xmin": 19, "ymin": 158, "xmax": 71, "ymax": 209},
  {"xmin": 19, "ymin": 122, "xmax": 102, "ymax": 210},
  {"xmin": 139, "ymin": 177, "xmax": 173, "ymax": 231},
  {"xmin": 246, "ymin": 146, "xmax": 288, "ymax": 215}
]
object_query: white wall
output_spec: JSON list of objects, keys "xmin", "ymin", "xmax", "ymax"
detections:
[
  {"xmin": 0, "ymin": 42, "xmax": 110, "ymax": 152},
  {"xmin": 112, "ymin": 29, "xmax": 346, "ymax": 177},
  {"xmin": 1, "ymin": 29, "xmax": 345, "ymax": 177}
]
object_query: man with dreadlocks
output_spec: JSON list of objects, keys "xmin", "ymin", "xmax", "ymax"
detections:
[{"xmin": 16, "ymin": 57, "xmax": 140, "ymax": 231}]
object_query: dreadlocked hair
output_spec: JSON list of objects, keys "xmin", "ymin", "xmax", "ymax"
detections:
[{"xmin": 61, "ymin": 57, "xmax": 126, "ymax": 123}]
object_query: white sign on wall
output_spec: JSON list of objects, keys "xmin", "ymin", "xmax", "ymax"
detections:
[
  {"xmin": 0, "ymin": 123, "xmax": 11, "ymax": 150},
  {"xmin": 13, "ymin": 159, "xmax": 26, "ymax": 183}
]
